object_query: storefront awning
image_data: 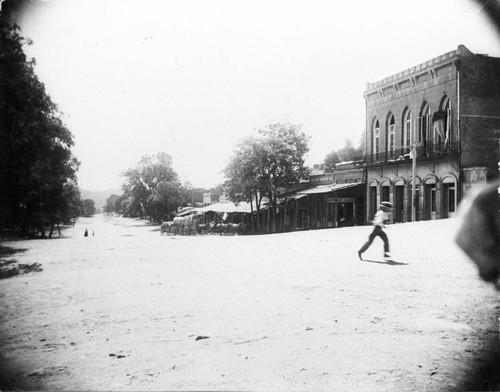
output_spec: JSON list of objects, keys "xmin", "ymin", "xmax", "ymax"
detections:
[
  {"xmin": 276, "ymin": 193, "xmax": 307, "ymax": 204},
  {"xmin": 297, "ymin": 182, "xmax": 360, "ymax": 195},
  {"xmin": 195, "ymin": 202, "xmax": 253, "ymax": 214}
]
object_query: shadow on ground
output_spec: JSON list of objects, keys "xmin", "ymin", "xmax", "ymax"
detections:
[
  {"xmin": 363, "ymin": 259, "xmax": 409, "ymax": 266},
  {"xmin": 0, "ymin": 245, "xmax": 42, "ymax": 279}
]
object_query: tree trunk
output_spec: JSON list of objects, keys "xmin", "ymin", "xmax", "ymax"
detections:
[
  {"xmin": 254, "ymin": 189, "xmax": 262, "ymax": 234},
  {"xmin": 250, "ymin": 199, "xmax": 255, "ymax": 234},
  {"xmin": 21, "ymin": 205, "xmax": 30, "ymax": 238}
]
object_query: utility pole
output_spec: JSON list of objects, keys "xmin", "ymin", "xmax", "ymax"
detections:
[{"xmin": 410, "ymin": 144, "xmax": 417, "ymax": 221}]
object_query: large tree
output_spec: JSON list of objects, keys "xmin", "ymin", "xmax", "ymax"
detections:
[
  {"xmin": 224, "ymin": 122, "xmax": 310, "ymax": 234},
  {"xmin": 121, "ymin": 152, "xmax": 189, "ymax": 221},
  {"xmin": 103, "ymin": 194, "xmax": 120, "ymax": 214},
  {"xmin": 323, "ymin": 134, "xmax": 365, "ymax": 172},
  {"xmin": 224, "ymin": 136, "xmax": 265, "ymax": 233},
  {"xmin": 81, "ymin": 199, "xmax": 96, "ymax": 217},
  {"xmin": 0, "ymin": 22, "xmax": 80, "ymax": 237}
]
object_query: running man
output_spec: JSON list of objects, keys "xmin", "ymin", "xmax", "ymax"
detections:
[{"xmin": 358, "ymin": 201, "xmax": 393, "ymax": 261}]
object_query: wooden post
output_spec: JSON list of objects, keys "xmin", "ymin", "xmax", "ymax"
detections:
[
  {"xmin": 333, "ymin": 195, "xmax": 338, "ymax": 228},
  {"xmin": 411, "ymin": 144, "xmax": 417, "ymax": 222}
]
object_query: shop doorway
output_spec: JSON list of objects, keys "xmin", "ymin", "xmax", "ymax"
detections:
[
  {"xmin": 369, "ymin": 186, "xmax": 377, "ymax": 221},
  {"xmin": 394, "ymin": 185, "xmax": 404, "ymax": 222},
  {"xmin": 424, "ymin": 183, "xmax": 437, "ymax": 220},
  {"xmin": 442, "ymin": 182, "xmax": 456, "ymax": 218},
  {"xmin": 381, "ymin": 185, "xmax": 390, "ymax": 203},
  {"xmin": 407, "ymin": 184, "xmax": 420, "ymax": 222}
]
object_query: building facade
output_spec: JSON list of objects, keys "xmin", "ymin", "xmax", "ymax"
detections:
[
  {"xmin": 276, "ymin": 165, "xmax": 365, "ymax": 231},
  {"xmin": 364, "ymin": 45, "xmax": 500, "ymax": 223}
]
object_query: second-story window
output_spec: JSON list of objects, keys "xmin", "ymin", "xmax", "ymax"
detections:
[
  {"xmin": 443, "ymin": 98, "xmax": 451, "ymax": 147},
  {"xmin": 419, "ymin": 103, "xmax": 430, "ymax": 148},
  {"xmin": 373, "ymin": 119, "xmax": 380, "ymax": 157},
  {"xmin": 404, "ymin": 109, "xmax": 412, "ymax": 147},
  {"xmin": 388, "ymin": 115, "xmax": 395, "ymax": 158}
]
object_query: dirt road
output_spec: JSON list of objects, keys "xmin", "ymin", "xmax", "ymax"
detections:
[{"xmin": 0, "ymin": 214, "xmax": 499, "ymax": 391}]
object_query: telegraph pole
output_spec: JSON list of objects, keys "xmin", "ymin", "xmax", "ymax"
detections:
[{"xmin": 410, "ymin": 145, "xmax": 417, "ymax": 221}]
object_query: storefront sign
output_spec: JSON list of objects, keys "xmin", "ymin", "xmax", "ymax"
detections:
[
  {"xmin": 310, "ymin": 174, "xmax": 335, "ymax": 183},
  {"xmin": 327, "ymin": 197, "xmax": 354, "ymax": 203}
]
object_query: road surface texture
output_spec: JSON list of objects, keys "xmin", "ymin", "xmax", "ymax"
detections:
[{"xmin": 0, "ymin": 214, "xmax": 499, "ymax": 391}]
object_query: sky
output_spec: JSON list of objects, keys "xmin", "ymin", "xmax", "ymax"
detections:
[{"xmin": 7, "ymin": 0, "xmax": 500, "ymax": 191}]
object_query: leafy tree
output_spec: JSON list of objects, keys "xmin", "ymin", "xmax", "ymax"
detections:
[
  {"xmin": 59, "ymin": 183, "xmax": 82, "ymax": 224},
  {"xmin": 323, "ymin": 134, "xmax": 365, "ymax": 172},
  {"xmin": 0, "ymin": 22, "xmax": 80, "ymax": 237},
  {"xmin": 121, "ymin": 152, "xmax": 188, "ymax": 221},
  {"xmin": 224, "ymin": 122, "xmax": 310, "ymax": 233},
  {"xmin": 224, "ymin": 136, "xmax": 264, "ymax": 233},
  {"xmin": 323, "ymin": 150, "xmax": 340, "ymax": 172},
  {"xmin": 103, "ymin": 194, "xmax": 120, "ymax": 214},
  {"xmin": 209, "ymin": 184, "xmax": 224, "ymax": 200},
  {"xmin": 81, "ymin": 199, "xmax": 96, "ymax": 217}
]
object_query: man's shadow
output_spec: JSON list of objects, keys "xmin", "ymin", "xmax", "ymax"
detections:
[{"xmin": 362, "ymin": 259, "xmax": 408, "ymax": 266}]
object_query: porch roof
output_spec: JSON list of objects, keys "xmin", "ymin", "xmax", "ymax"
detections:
[
  {"xmin": 276, "ymin": 193, "xmax": 307, "ymax": 205},
  {"xmin": 297, "ymin": 182, "xmax": 360, "ymax": 195},
  {"xmin": 195, "ymin": 201, "xmax": 253, "ymax": 214}
]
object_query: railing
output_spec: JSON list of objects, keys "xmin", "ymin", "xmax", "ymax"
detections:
[{"xmin": 365, "ymin": 143, "xmax": 458, "ymax": 164}]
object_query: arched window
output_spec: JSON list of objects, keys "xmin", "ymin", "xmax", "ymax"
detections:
[
  {"xmin": 402, "ymin": 108, "xmax": 412, "ymax": 148},
  {"xmin": 441, "ymin": 96, "xmax": 451, "ymax": 147},
  {"xmin": 387, "ymin": 114, "xmax": 395, "ymax": 158},
  {"xmin": 419, "ymin": 102, "xmax": 430, "ymax": 150},
  {"xmin": 431, "ymin": 96, "xmax": 452, "ymax": 152},
  {"xmin": 373, "ymin": 118, "xmax": 380, "ymax": 158}
]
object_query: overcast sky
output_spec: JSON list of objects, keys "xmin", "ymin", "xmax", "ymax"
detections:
[{"xmin": 9, "ymin": 0, "xmax": 500, "ymax": 191}]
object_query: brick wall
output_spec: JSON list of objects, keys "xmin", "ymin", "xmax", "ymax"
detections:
[{"xmin": 460, "ymin": 54, "xmax": 500, "ymax": 178}]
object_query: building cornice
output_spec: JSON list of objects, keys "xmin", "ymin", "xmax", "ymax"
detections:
[{"xmin": 364, "ymin": 45, "xmax": 473, "ymax": 97}]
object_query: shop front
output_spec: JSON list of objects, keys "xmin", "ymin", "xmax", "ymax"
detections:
[{"xmin": 279, "ymin": 182, "xmax": 365, "ymax": 231}]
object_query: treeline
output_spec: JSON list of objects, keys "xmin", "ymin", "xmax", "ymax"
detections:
[
  {"xmin": 224, "ymin": 122, "xmax": 310, "ymax": 234},
  {"xmin": 103, "ymin": 152, "xmax": 207, "ymax": 222},
  {"xmin": 105, "ymin": 123, "xmax": 311, "ymax": 234},
  {"xmin": 106, "ymin": 124, "xmax": 364, "ymax": 235},
  {"xmin": 0, "ymin": 23, "xmax": 83, "ymax": 238},
  {"xmin": 322, "ymin": 135, "xmax": 365, "ymax": 172}
]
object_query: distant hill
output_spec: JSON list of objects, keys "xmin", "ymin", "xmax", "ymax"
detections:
[{"xmin": 81, "ymin": 189, "xmax": 122, "ymax": 212}]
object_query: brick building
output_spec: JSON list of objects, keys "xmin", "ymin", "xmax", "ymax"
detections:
[{"xmin": 364, "ymin": 45, "xmax": 500, "ymax": 223}]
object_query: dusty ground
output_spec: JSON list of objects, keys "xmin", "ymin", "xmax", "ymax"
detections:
[{"xmin": 0, "ymin": 214, "xmax": 499, "ymax": 391}]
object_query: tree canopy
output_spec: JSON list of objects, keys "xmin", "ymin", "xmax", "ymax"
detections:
[
  {"xmin": 0, "ymin": 22, "xmax": 80, "ymax": 237},
  {"xmin": 81, "ymin": 199, "xmax": 96, "ymax": 217},
  {"xmin": 323, "ymin": 134, "xmax": 365, "ymax": 172},
  {"xmin": 224, "ymin": 122, "xmax": 310, "ymax": 233},
  {"xmin": 120, "ymin": 152, "xmax": 189, "ymax": 221}
]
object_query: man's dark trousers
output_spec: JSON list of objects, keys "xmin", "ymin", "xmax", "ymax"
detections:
[{"xmin": 359, "ymin": 226, "xmax": 390, "ymax": 254}]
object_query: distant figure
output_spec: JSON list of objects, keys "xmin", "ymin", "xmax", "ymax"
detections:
[
  {"xmin": 92, "ymin": 230, "xmax": 94, "ymax": 237},
  {"xmin": 337, "ymin": 205, "xmax": 346, "ymax": 227},
  {"xmin": 358, "ymin": 201, "xmax": 393, "ymax": 261},
  {"xmin": 84, "ymin": 229, "xmax": 88, "ymax": 237},
  {"xmin": 455, "ymin": 181, "xmax": 500, "ymax": 288}
]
